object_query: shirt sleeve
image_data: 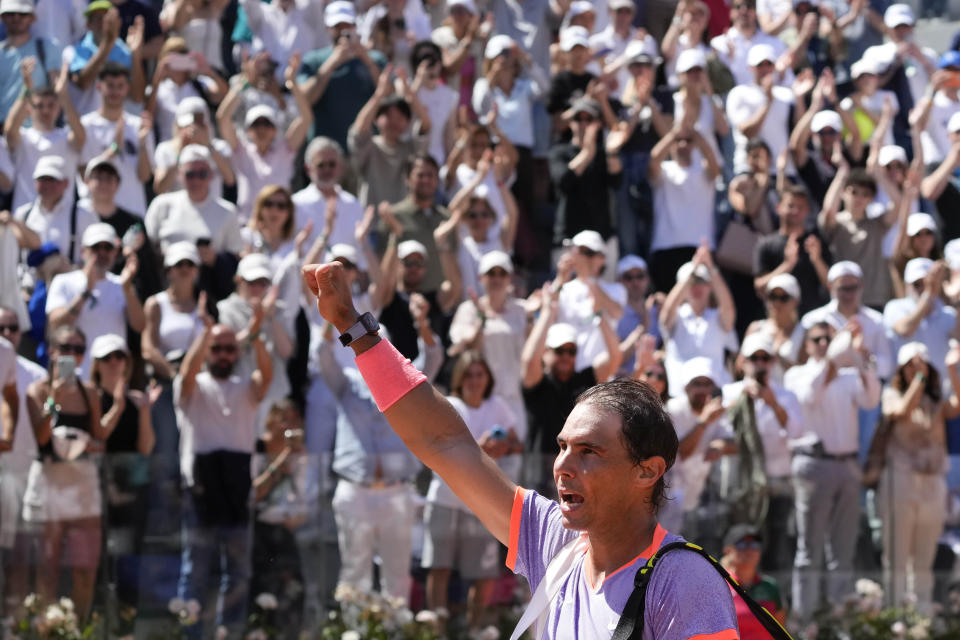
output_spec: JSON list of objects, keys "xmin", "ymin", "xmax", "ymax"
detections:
[
  {"xmin": 45, "ymin": 274, "xmax": 73, "ymax": 313},
  {"xmin": 645, "ymin": 550, "xmax": 740, "ymax": 640},
  {"xmin": 506, "ymin": 488, "xmax": 579, "ymax": 592},
  {"xmin": 0, "ymin": 340, "xmax": 16, "ymax": 387}
]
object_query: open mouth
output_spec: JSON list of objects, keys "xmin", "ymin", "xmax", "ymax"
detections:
[{"xmin": 559, "ymin": 490, "xmax": 585, "ymax": 511}]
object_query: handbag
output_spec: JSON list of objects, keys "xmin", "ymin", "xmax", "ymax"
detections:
[
  {"xmin": 715, "ymin": 217, "xmax": 761, "ymax": 275},
  {"xmin": 862, "ymin": 417, "xmax": 895, "ymax": 489}
]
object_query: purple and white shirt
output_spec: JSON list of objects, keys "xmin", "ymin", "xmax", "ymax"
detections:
[{"xmin": 506, "ymin": 488, "xmax": 740, "ymax": 640}]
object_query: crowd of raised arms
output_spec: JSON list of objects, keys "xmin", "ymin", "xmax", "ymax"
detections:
[{"xmin": 1, "ymin": 0, "xmax": 960, "ymax": 636}]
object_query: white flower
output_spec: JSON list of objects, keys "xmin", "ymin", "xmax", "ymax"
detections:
[
  {"xmin": 168, "ymin": 598, "xmax": 186, "ymax": 615},
  {"xmin": 335, "ymin": 584, "xmax": 360, "ymax": 603},
  {"xmin": 891, "ymin": 621, "xmax": 907, "ymax": 636},
  {"xmin": 23, "ymin": 594, "xmax": 38, "ymax": 609},
  {"xmin": 58, "ymin": 598, "xmax": 74, "ymax": 612},
  {"xmin": 415, "ymin": 610, "xmax": 440, "ymax": 625},
  {"xmin": 246, "ymin": 630, "xmax": 267, "ymax": 640},
  {"xmin": 479, "ymin": 625, "xmax": 501, "ymax": 640},
  {"xmin": 909, "ymin": 623, "xmax": 929, "ymax": 639},
  {"xmin": 185, "ymin": 599, "xmax": 201, "ymax": 618},
  {"xmin": 396, "ymin": 608, "xmax": 414, "ymax": 626},
  {"xmin": 341, "ymin": 631, "xmax": 361, "ymax": 640},
  {"xmin": 255, "ymin": 593, "xmax": 278, "ymax": 610},
  {"xmin": 215, "ymin": 626, "xmax": 229, "ymax": 640},
  {"xmin": 44, "ymin": 605, "xmax": 65, "ymax": 625},
  {"xmin": 856, "ymin": 579, "xmax": 883, "ymax": 598}
]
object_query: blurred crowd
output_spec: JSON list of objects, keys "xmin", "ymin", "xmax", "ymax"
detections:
[{"xmin": 2, "ymin": 0, "xmax": 960, "ymax": 636}]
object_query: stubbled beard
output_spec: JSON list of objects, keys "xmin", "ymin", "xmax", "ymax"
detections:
[{"xmin": 209, "ymin": 362, "xmax": 234, "ymax": 378}]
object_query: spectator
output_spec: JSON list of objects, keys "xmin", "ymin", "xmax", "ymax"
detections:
[
  {"xmin": 665, "ymin": 356, "xmax": 736, "ymax": 543},
  {"xmin": 153, "ymin": 96, "xmax": 234, "ymax": 197},
  {"xmin": 441, "ymin": 121, "xmax": 517, "ymax": 229},
  {"xmin": 411, "ymin": 41, "xmax": 459, "ymax": 166},
  {"xmin": 841, "ymin": 55, "xmax": 899, "ymax": 147},
  {"xmin": 239, "ymin": 0, "xmax": 324, "ymax": 77},
  {"xmin": 521, "ymin": 290, "xmax": 621, "ymax": 496},
  {"xmin": 883, "ymin": 258, "xmax": 958, "ymax": 371},
  {"xmin": 448, "ymin": 250, "xmax": 528, "ymax": 435},
  {"xmin": 0, "ymin": 307, "xmax": 45, "ymax": 616},
  {"xmin": 147, "ymin": 38, "xmax": 228, "ymax": 143},
  {"xmin": 14, "ymin": 156, "xmax": 97, "ymax": 265},
  {"xmin": 0, "ymin": 0, "xmax": 61, "ymax": 123},
  {"xmin": 591, "ymin": 0, "xmax": 654, "ymax": 98},
  {"xmin": 6, "ymin": 58, "xmax": 85, "ymax": 213},
  {"xmin": 22, "ymin": 243, "xmax": 69, "ymax": 365},
  {"xmin": 723, "ymin": 334, "xmax": 802, "ymax": 583},
  {"xmin": 359, "ymin": 0, "xmax": 432, "ymax": 70},
  {"xmin": 431, "ymin": 0, "xmax": 488, "ymax": 103},
  {"xmin": 23, "ymin": 326, "xmax": 104, "ymax": 619},
  {"xmin": 79, "ymin": 63, "xmax": 155, "ymax": 216},
  {"xmin": 348, "ymin": 64, "xmax": 430, "ymax": 209},
  {"xmin": 879, "ymin": 342, "xmax": 960, "ymax": 613},
  {"xmin": 46, "ymin": 223, "xmax": 145, "ymax": 377},
  {"xmin": 144, "ymin": 144, "xmax": 243, "ymax": 258},
  {"xmin": 754, "ymin": 184, "xmax": 831, "ymax": 315},
  {"xmin": 802, "ymin": 261, "xmax": 894, "ymax": 378},
  {"xmin": 891, "ymin": 212, "xmax": 942, "ymax": 298},
  {"xmin": 315, "ymin": 324, "xmax": 419, "ymax": 602},
  {"xmin": 550, "ymin": 97, "xmax": 622, "ymax": 246},
  {"xmin": 108, "ymin": 0, "xmax": 163, "ymax": 59},
  {"xmin": 546, "ymin": 26, "xmax": 601, "ymax": 124},
  {"xmin": 871, "ymin": 4, "xmax": 937, "ymax": 112},
  {"xmin": 634, "ymin": 347, "xmax": 670, "ymax": 403},
  {"xmin": 81, "ymin": 155, "xmax": 163, "ymax": 300},
  {"xmin": 226, "ymin": 49, "xmax": 300, "ymax": 133},
  {"xmin": 912, "ymin": 51, "xmax": 960, "ymax": 171},
  {"xmin": 423, "ymin": 351, "xmax": 519, "ymax": 628},
  {"xmin": 719, "ymin": 525, "xmax": 788, "ymax": 636},
  {"xmin": 726, "ymin": 44, "xmax": 804, "ymax": 176},
  {"xmin": 710, "ymin": 0, "xmax": 789, "ymax": 87},
  {"xmin": 728, "ymin": 139, "xmax": 779, "ymax": 244},
  {"xmin": 293, "ymin": 137, "xmax": 366, "ymax": 262},
  {"xmin": 175, "ymin": 321, "xmax": 272, "ymax": 637},
  {"xmin": 68, "ymin": 5, "xmax": 146, "ymax": 113},
  {"xmin": 615, "ymin": 254, "xmax": 661, "ymax": 373},
  {"xmin": 783, "ymin": 320, "xmax": 880, "ymax": 622},
  {"xmin": 648, "ymin": 124, "xmax": 720, "ymax": 291},
  {"xmin": 159, "ymin": 0, "xmax": 230, "ymax": 74},
  {"xmin": 298, "ymin": 1, "xmax": 386, "ymax": 153},
  {"xmin": 218, "ymin": 58, "xmax": 311, "ymax": 223},
  {"xmin": 660, "ymin": 249, "xmax": 737, "ymax": 395},
  {"xmin": 920, "ymin": 112, "xmax": 960, "ymax": 240},
  {"xmin": 786, "ymin": 0, "xmax": 844, "ymax": 77},
  {"xmin": 242, "ymin": 186, "xmax": 298, "ymax": 277},
  {"xmin": 745, "ymin": 274, "xmax": 804, "ymax": 381},
  {"xmin": 661, "ymin": 0, "xmax": 712, "ymax": 89}
]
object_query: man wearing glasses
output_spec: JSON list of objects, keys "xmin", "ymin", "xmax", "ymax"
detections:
[
  {"xmin": 616, "ymin": 254, "xmax": 662, "ymax": 374},
  {"xmin": 176, "ymin": 320, "xmax": 272, "ymax": 638},
  {"xmin": 784, "ymin": 320, "xmax": 880, "ymax": 622},
  {"xmin": 710, "ymin": 0, "xmax": 790, "ymax": 87}
]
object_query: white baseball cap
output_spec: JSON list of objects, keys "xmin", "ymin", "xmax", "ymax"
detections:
[
  {"xmin": 904, "ymin": 257, "xmax": 934, "ymax": 284},
  {"xmin": 878, "ymin": 145, "xmax": 907, "ymax": 167},
  {"xmin": 624, "ymin": 38, "xmax": 659, "ymax": 65},
  {"xmin": 327, "ymin": 243, "xmax": 360, "ymax": 265},
  {"xmin": 84, "ymin": 153, "xmax": 121, "ymax": 182},
  {"xmin": 244, "ymin": 104, "xmax": 278, "ymax": 129},
  {"xmin": 485, "ymin": 35, "xmax": 515, "ymax": 59},
  {"xmin": 851, "ymin": 57, "xmax": 883, "ymax": 79},
  {"xmin": 560, "ymin": 26, "xmax": 590, "ymax": 52},
  {"xmin": 176, "ymin": 97, "xmax": 208, "ymax": 128},
  {"xmin": 545, "ymin": 323, "xmax": 579, "ymax": 349},
  {"xmin": 163, "ymin": 241, "xmax": 200, "ymax": 267},
  {"xmin": 33, "ymin": 156, "xmax": 66, "ymax": 181},
  {"xmin": 906, "ymin": 213, "xmax": 937, "ymax": 237},
  {"xmin": 478, "ymin": 250, "xmax": 513, "ymax": 275},
  {"xmin": 0, "ymin": 0, "xmax": 35, "ymax": 14},
  {"xmin": 741, "ymin": 332, "xmax": 775, "ymax": 358},
  {"xmin": 827, "ymin": 260, "xmax": 863, "ymax": 283},
  {"xmin": 82, "ymin": 222, "xmax": 119, "ymax": 247},
  {"xmin": 747, "ymin": 44, "xmax": 777, "ymax": 67},
  {"xmin": 90, "ymin": 334, "xmax": 130, "ymax": 360},
  {"xmin": 897, "ymin": 341, "xmax": 929, "ymax": 367},
  {"xmin": 447, "ymin": 0, "xmax": 478, "ymax": 13},
  {"xmin": 945, "ymin": 239, "xmax": 960, "ymax": 270},
  {"xmin": 567, "ymin": 0, "xmax": 596, "ymax": 17},
  {"xmin": 324, "ymin": 0, "xmax": 355, "ymax": 27},
  {"xmin": 948, "ymin": 112, "xmax": 960, "ymax": 134},
  {"xmin": 570, "ymin": 230, "xmax": 605, "ymax": 253},
  {"xmin": 617, "ymin": 254, "xmax": 648, "ymax": 277},
  {"xmin": 609, "ymin": 0, "xmax": 636, "ymax": 10},
  {"xmin": 884, "ymin": 3, "xmax": 915, "ymax": 27},
  {"xmin": 766, "ymin": 273, "xmax": 800, "ymax": 300},
  {"xmin": 676, "ymin": 48, "xmax": 707, "ymax": 74},
  {"xmin": 682, "ymin": 356, "xmax": 716, "ymax": 388},
  {"xmin": 237, "ymin": 253, "xmax": 273, "ymax": 281},
  {"xmin": 811, "ymin": 110, "xmax": 843, "ymax": 133},
  {"xmin": 677, "ymin": 261, "xmax": 711, "ymax": 283},
  {"xmin": 178, "ymin": 144, "xmax": 212, "ymax": 167},
  {"xmin": 397, "ymin": 240, "xmax": 428, "ymax": 261}
]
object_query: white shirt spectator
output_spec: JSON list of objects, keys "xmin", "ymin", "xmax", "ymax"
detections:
[
  {"xmin": 233, "ymin": 137, "xmax": 296, "ymax": 223},
  {"xmin": 710, "ymin": 27, "xmax": 789, "ymax": 87},
  {"xmin": 866, "ymin": 42, "xmax": 936, "ymax": 107},
  {"xmin": 726, "ymin": 83, "xmax": 794, "ymax": 174},
  {"xmin": 145, "ymin": 190, "xmax": 243, "ymax": 254},
  {"xmin": 418, "ymin": 83, "xmax": 458, "ymax": 165},
  {"xmin": 674, "ymin": 93, "xmax": 723, "ymax": 168},
  {"xmin": 32, "ymin": 0, "xmax": 85, "ymax": 54},
  {"xmin": 590, "ymin": 27, "xmax": 659, "ymax": 99},
  {"xmin": 154, "ymin": 138, "xmax": 233, "ymax": 197},
  {"xmin": 665, "ymin": 40, "xmax": 711, "ymax": 89},
  {"xmin": 783, "ymin": 360, "xmax": 881, "ymax": 455},
  {"xmin": 557, "ymin": 278, "xmax": 627, "ymax": 372},
  {"xmin": 292, "ymin": 183, "xmax": 366, "ymax": 268},
  {"xmin": 45, "ymin": 270, "xmax": 129, "ymax": 377},
  {"xmin": 722, "ymin": 380, "xmax": 802, "ymax": 478},
  {"xmin": 240, "ymin": 0, "xmax": 325, "ymax": 77},
  {"xmin": 919, "ymin": 91, "xmax": 960, "ymax": 165},
  {"xmin": 11, "ymin": 128, "xmax": 78, "ymax": 213},
  {"xmin": 801, "ymin": 301, "xmax": 894, "ymax": 379},
  {"xmin": 666, "ymin": 394, "xmax": 734, "ymax": 511},
  {"xmin": 15, "ymin": 196, "xmax": 98, "ymax": 265},
  {"xmin": 472, "ymin": 76, "xmax": 544, "ymax": 149},
  {"xmin": 650, "ymin": 159, "xmax": 716, "ymax": 253},
  {"xmin": 883, "ymin": 297, "xmax": 958, "ymax": 372},
  {"xmin": 840, "ymin": 90, "xmax": 899, "ymax": 146},
  {"xmin": 153, "ymin": 77, "xmax": 217, "ymax": 143},
  {"xmin": 79, "ymin": 111, "xmax": 156, "ymax": 215},
  {"xmin": 663, "ymin": 304, "xmax": 738, "ymax": 396}
]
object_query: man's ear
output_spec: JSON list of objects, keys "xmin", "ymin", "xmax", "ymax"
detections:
[{"xmin": 633, "ymin": 456, "xmax": 666, "ymax": 490}]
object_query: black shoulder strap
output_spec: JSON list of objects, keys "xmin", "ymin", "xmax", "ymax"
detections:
[
  {"xmin": 68, "ymin": 187, "xmax": 79, "ymax": 264},
  {"xmin": 611, "ymin": 541, "xmax": 793, "ymax": 640},
  {"xmin": 35, "ymin": 37, "xmax": 47, "ymax": 77}
]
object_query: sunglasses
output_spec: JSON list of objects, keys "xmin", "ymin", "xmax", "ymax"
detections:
[
  {"xmin": 553, "ymin": 346, "xmax": 577, "ymax": 356},
  {"xmin": 466, "ymin": 211, "xmax": 495, "ymax": 220},
  {"xmin": 58, "ymin": 343, "xmax": 86, "ymax": 355},
  {"xmin": 622, "ymin": 272, "xmax": 648, "ymax": 282},
  {"xmin": 836, "ymin": 284, "xmax": 861, "ymax": 294},
  {"xmin": 250, "ymin": 118, "xmax": 275, "ymax": 128},
  {"xmin": 91, "ymin": 242, "xmax": 116, "ymax": 252},
  {"xmin": 766, "ymin": 292, "xmax": 792, "ymax": 303},
  {"xmin": 210, "ymin": 344, "xmax": 238, "ymax": 354},
  {"xmin": 808, "ymin": 335, "xmax": 830, "ymax": 345},
  {"xmin": 748, "ymin": 353, "xmax": 772, "ymax": 363},
  {"xmin": 644, "ymin": 370, "xmax": 667, "ymax": 381},
  {"xmin": 172, "ymin": 260, "xmax": 197, "ymax": 269},
  {"xmin": 577, "ymin": 246, "xmax": 600, "ymax": 258},
  {"xmin": 244, "ymin": 278, "xmax": 271, "ymax": 287},
  {"xmin": 262, "ymin": 198, "xmax": 290, "ymax": 210},
  {"xmin": 184, "ymin": 169, "xmax": 210, "ymax": 180},
  {"xmin": 484, "ymin": 268, "xmax": 509, "ymax": 278},
  {"xmin": 734, "ymin": 539, "xmax": 762, "ymax": 551},
  {"xmin": 314, "ymin": 161, "xmax": 338, "ymax": 170},
  {"xmin": 0, "ymin": 324, "xmax": 20, "ymax": 334},
  {"xmin": 98, "ymin": 351, "xmax": 128, "ymax": 362},
  {"xmin": 402, "ymin": 259, "xmax": 425, "ymax": 269},
  {"xmin": 574, "ymin": 114, "xmax": 595, "ymax": 123}
]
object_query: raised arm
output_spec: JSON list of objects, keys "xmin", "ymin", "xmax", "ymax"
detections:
[
  {"xmin": 5, "ymin": 57, "xmax": 36, "ymax": 152},
  {"xmin": 215, "ymin": 80, "xmax": 243, "ymax": 151},
  {"xmin": 56, "ymin": 62, "xmax": 85, "ymax": 152},
  {"xmin": 349, "ymin": 63, "xmax": 393, "ymax": 140},
  {"xmin": 302, "ymin": 262, "xmax": 516, "ymax": 544},
  {"xmin": 700, "ymin": 244, "xmax": 736, "ymax": 332},
  {"xmin": 818, "ymin": 142, "xmax": 849, "ymax": 232},
  {"xmin": 522, "ymin": 285, "xmax": 559, "ymax": 389},
  {"xmin": 284, "ymin": 54, "xmax": 313, "ymax": 151},
  {"xmin": 73, "ymin": 7, "xmax": 121, "ymax": 90}
]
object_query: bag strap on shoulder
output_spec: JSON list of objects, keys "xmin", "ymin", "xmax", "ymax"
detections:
[{"xmin": 611, "ymin": 541, "xmax": 793, "ymax": 640}]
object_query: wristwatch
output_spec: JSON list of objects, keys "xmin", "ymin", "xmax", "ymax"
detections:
[{"xmin": 338, "ymin": 312, "xmax": 380, "ymax": 347}]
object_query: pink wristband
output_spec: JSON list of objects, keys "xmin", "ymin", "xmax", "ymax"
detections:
[{"xmin": 355, "ymin": 339, "xmax": 428, "ymax": 412}]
